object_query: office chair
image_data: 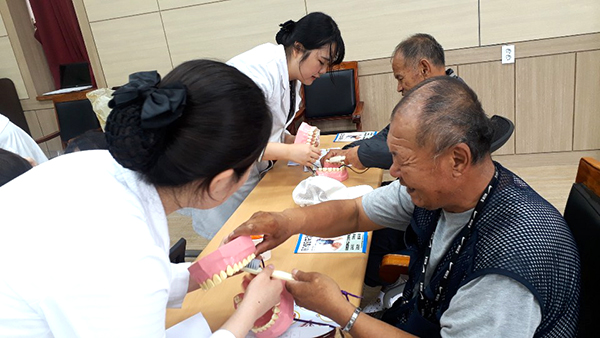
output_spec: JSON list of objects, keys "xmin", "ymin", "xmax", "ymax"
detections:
[
  {"xmin": 293, "ymin": 61, "xmax": 363, "ymax": 133},
  {"xmin": 169, "ymin": 238, "xmax": 187, "ymax": 264},
  {"xmin": 169, "ymin": 237, "xmax": 203, "ymax": 263},
  {"xmin": 490, "ymin": 115, "xmax": 514, "ymax": 152},
  {"xmin": 563, "ymin": 157, "xmax": 600, "ymax": 338},
  {"xmin": 55, "ymin": 99, "xmax": 101, "ymax": 147},
  {"xmin": 0, "ymin": 78, "xmax": 60, "ymax": 144}
]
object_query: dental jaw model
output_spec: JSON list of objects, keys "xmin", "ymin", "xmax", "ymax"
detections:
[
  {"xmin": 188, "ymin": 236, "xmax": 256, "ymax": 290},
  {"xmin": 234, "ymin": 278, "xmax": 294, "ymax": 338},
  {"xmin": 316, "ymin": 160, "xmax": 349, "ymax": 182},
  {"xmin": 294, "ymin": 122, "xmax": 320, "ymax": 147},
  {"xmin": 187, "ymin": 236, "xmax": 295, "ymax": 337}
]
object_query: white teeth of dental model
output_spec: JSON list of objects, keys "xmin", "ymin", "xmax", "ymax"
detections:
[
  {"xmin": 317, "ymin": 168, "xmax": 342, "ymax": 172},
  {"xmin": 213, "ymin": 274, "xmax": 222, "ymax": 285},
  {"xmin": 201, "ymin": 253, "xmax": 256, "ymax": 290},
  {"xmin": 304, "ymin": 127, "xmax": 319, "ymax": 146},
  {"xmin": 251, "ymin": 304, "xmax": 282, "ymax": 333}
]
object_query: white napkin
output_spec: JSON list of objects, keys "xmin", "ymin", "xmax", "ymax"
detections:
[{"xmin": 292, "ymin": 176, "xmax": 373, "ymax": 207}]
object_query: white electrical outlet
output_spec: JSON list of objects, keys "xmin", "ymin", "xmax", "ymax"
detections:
[{"xmin": 502, "ymin": 45, "xmax": 515, "ymax": 64}]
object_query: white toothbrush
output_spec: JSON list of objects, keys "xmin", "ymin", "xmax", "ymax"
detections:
[
  {"xmin": 326, "ymin": 155, "xmax": 346, "ymax": 163},
  {"xmin": 241, "ymin": 259, "xmax": 295, "ymax": 281}
]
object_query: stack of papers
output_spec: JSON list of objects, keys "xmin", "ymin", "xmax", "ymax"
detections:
[{"xmin": 42, "ymin": 85, "xmax": 93, "ymax": 96}]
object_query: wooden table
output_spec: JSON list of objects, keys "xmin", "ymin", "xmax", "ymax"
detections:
[{"xmin": 166, "ymin": 135, "xmax": 383, "ymax": 330}]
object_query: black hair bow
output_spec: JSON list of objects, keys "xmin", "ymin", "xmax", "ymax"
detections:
[{"xmin": 109, "ymin": 71, "xmax": 187, "ymax": 129}]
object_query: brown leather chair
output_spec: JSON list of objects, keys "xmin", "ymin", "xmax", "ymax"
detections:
[
  {"xmin": 0, "ymin": 78, "xmax": 60, "ymax": 144},
  {"xmin": 291, "ymin": 61, "xmax": 363, "ymax": 133}
]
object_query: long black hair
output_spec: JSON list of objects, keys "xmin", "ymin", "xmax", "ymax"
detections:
[
  {"xmin": 275, "ymin": 12, "xmax": 345, "ymax": 68},
  {"xmin": 0, "ymin": 148, "xmax": 32, "ymax": 187},
  {"xmin": 105, "ymin": 60, "xmax": 272, "ymax": 194}
]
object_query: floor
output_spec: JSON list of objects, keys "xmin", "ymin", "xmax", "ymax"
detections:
[{"xmin": 167, "ymin": 160, "xmax": 580, "ymax": 305}]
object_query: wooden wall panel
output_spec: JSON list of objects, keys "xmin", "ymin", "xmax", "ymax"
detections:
[
  {"xmin": 161, "ymin": 0, "xmax": 306, "ymax": 66},
  {"xmin": 573, "ymin": 50, "xmax": 600, "ymax": 151},
  {"xmin": 480, "ymin": 0, "xmax": 600, "ymax": 45},
  {"xmin": 22, "ymin": 110, "xmax": 44, "ymax": 140},
  {"xmin": 36, "ymin": 108, "xmax": 59, "ymax": 138},
  {"xmin": 0, "ymin": 37, "xmax": 28, "ymax": 99},
  {"xmin": 359, "ymin": 72, "xmax": 403, "ymax": 132},
  {"xmin": 73, "ymin": 0, "xmax": 107, "ymax": 88},
  {"xmin": 23, "ymin": 109, "xmax": 48, "ymax": 154},
  {"xmin": 90, "ymin": 13, "xmax": 172, "ymax": 88},
  {"xmin": 515, "ymin": 54, "xmax": 575, "ymax": 154},
  {"xmin": 458, "ymin": 61, "xmax": 515, "ymax": 155},
  {"xmin": 5, "ymin": 0, "xmax": 54, "ymax": 97},
  {"xmin": 306, "ymin": 0, "xmax": 479, "ymax": 61},
  {"xmin": 158, "ymin": 0, "xmax": 221, "ymax": 11},
  {"xmin": 361, "ymin": 33, "xmax": 600, "ymax": 76},
  {"xmin": 83, "ymin": 0, "xmax": 158, "ymax": 22},
  {"xmin": 0, "ymin": 12, "xmax": 6, "ymax": 36},
  {"xmin": 22, "ymin": 108, "xmax": 63, "ymax": 154}
]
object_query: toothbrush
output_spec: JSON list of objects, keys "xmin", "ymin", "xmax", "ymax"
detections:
[
  {"xmin": 326, "ymin": 155, "xmax": 346, "ymax": 163},
  {"xmin": 241, "ymin": 259, "xmax": 295, "ymax": 282}
]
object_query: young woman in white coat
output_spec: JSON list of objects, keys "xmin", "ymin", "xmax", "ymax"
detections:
[
  {"xmin": 187, "ymin": 12, "xmax": 346, "ymax": 239},
  {"xmin": 0, "ymin": 60, "xmax": 284, "ymax": 338}
]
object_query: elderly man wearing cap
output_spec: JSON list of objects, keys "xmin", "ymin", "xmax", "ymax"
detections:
[{"xmin": 230, "ymin": 76, "xmax": 579, "ymax": 337}]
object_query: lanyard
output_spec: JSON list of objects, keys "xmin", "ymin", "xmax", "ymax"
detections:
[
  {"xmin": 287, "ymin": 81, "xmax": 296, "ymax": 123},
  {"xmin": 417, "ymin": 168, "xmax": 499, "ymax": 317}
]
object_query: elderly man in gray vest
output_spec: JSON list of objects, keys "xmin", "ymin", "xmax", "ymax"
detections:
[{"xmin": 229, "ymin": 76, "xmax": 580, "ymax": 337}]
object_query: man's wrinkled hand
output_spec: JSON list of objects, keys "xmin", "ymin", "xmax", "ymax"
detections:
[{"xmin": 227, "ymin": 211, "xmax": 292, "ymax": 255}]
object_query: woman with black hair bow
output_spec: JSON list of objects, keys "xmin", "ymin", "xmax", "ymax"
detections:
[
  {"xmin": 0, "ymin": 60, "xmax": 283, "ymax": 338},
  {"xmin": 186, "ymin": 12, "xmax": 346, "ymax": 239}
]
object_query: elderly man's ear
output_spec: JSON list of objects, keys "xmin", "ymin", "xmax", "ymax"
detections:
[
  {"xmin": 449, "ymin": 143, "xmax": 471, "ymax": 177},
  {"xmin": 418, "ymin": 58, "xmax": 433, "ymax": 78}
]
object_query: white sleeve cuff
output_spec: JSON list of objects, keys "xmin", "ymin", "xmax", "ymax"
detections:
[{"xmin": 167, "ymin": 262, "xmax": 192, "ymax": 308}]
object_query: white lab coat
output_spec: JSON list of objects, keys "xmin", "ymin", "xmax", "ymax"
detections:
[
  {"xmin": 0, "ymin": 114, "xmax": 48, "ymax": 164},
  {"xmin": 0, "ymin": 151, "xmax": 193, "ymax": 337},
  {"xmin": 183, "ymin": 43, "xmax": 301, "ymax": 239},
  {"xmin": 228, "ymin": 43, "xmax": 301, "ymax": 148}
]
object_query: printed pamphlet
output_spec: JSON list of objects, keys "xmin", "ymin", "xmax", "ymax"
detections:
[
  {"xmin": 333, "ymin": 131, "xmax": 377, "ymax": 142},
  {"xmin": 294, "ymin": 232, "xmax": 368, "ymax": 253}
]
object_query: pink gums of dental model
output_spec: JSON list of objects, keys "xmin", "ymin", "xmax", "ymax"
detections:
[
  {"xmin": 294, "ymin": 122, "xmax": 320, "ymax": 147},
  {"xmin": 234, "ymin": 279, "xmax": 295, "ymax": 338},
  {"xmin": 316, "ymin": 162, "xmax": 349, "ymax": 182},
  {"xmin": 188, "ymin": 236, "xmax": 256, "ymax": 291}
]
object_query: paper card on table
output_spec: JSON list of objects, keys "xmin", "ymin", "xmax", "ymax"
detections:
[
  {"xmin": 294, "ymin": 232, "xmax": 367, "ymax": 253},
  {"xmin": 333, "ymin": 131, "xmax": 377, "ymax": 142}
]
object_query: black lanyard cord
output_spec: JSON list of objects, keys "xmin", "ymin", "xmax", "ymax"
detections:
[{"xmin": 417, "ymin": 168, "xmax": 499, "ymax": 317}]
